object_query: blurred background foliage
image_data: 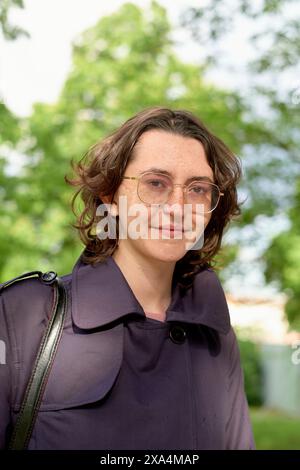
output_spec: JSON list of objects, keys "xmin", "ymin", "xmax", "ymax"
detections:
[
  {"xmin": 238, "ymin": 338, "xmax": 263, "ymax": 407},
  {"xmin": 0, "ymin": 0, "xmax": 28, "ymax": 40},
  {"xmin": 181, "ymin": 0, "xmax": 300, "ymax": 330},
  {"xmin": 0, "ymin": 0, "xmax": 299, "ymax": 330}
]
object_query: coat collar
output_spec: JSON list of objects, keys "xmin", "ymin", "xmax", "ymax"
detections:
[{"xmin": 71, "ymin": 252, "xmax": 231, "ymax": 334}]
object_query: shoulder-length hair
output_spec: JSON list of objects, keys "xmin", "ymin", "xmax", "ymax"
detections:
[{"xmin": 65, "ymin": 106, "xmax": 242, "ymax": 290}]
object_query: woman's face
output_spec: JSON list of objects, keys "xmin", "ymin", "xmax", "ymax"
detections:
[{"xmin": 106, "ymin": 129, "xmax": 214, "ymax": 264}]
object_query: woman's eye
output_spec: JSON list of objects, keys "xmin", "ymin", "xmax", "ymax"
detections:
[
  {"xmin": 191, "ymin": 185, "xmax": 206, "ymax": 194},
  {"xmin": 148, "ymin": 179, "xmax": 166, "ymax": 189}
]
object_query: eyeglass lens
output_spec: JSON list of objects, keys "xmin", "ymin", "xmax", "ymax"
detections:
[{"xmin": 137, "ymin": 173, "xmax": 220, "ymax": 212}]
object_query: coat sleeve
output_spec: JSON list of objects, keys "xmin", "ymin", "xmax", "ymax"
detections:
[
  {"xmin": 225, "ymin": 328, "xmax": 256, "ymax": 450},
  {"xmin": 0, "ymin": 293, "xmax": 13, "ymax": 449}
]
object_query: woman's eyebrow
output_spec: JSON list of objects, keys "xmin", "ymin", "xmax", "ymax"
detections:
[{"xmin": 140, "ymin": 167, "xmax": 214, "ymax": 184}]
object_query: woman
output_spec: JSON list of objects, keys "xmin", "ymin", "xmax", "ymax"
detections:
[{"xmin": 0, "ymin": 107, "xmax": 255, "ymax": 450}]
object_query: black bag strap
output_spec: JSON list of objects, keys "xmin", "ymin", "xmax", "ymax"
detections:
[{"xmin": 4, "ymin": 271, "xmax": 68, "ymax": 450}]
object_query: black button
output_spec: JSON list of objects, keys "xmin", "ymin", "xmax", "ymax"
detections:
[
  {"xmin": 169, "ymin": 324, "xmax": 186, "ymax": 344},
  {"xmin": 41, "ymin": 271, "xmax": 57, "ymax": 283}
]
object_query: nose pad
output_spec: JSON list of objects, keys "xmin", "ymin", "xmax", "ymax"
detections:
[{"xmin": 167, "ymin": 186, "xmax": 185, "ymax": 206}]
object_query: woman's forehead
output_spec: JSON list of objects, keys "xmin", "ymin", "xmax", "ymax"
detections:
[
  {"xmin": 134, "ymin": 128, "xmax": 205, "ymax": 154},
  {"xmin": 129, "ymin": 129, "xmax": 213, "ymax": 178}
]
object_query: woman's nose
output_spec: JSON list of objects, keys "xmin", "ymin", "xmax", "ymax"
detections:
[{"xmin": 166, "ymin": 185, "xmax": 185, "ymax": 206}]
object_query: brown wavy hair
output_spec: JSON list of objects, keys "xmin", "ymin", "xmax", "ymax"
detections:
[{"xmin": 65, "ymin": 106, "xmax": 242, "ymax": 290}]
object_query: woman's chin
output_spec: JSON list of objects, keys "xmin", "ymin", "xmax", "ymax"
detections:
[{"xmin": 141, "ymin": 238, "xmax": 189, "ymax": 263}]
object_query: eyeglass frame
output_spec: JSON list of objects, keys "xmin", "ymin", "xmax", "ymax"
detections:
[{"xmin": 122, "ymin": 171, "xmax": 224, "ymax": 214}]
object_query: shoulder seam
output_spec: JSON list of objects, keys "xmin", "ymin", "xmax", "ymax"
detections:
[
  {"xmin": 0, "ymin": 271, "xmax": 42, "ymax": 294},
  {"xmin": 0, "ymin": 270, "xmax": 59, "ymax": 294}
]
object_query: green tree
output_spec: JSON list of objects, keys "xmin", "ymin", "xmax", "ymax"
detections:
[
  {"xmin": 182, "ymin": 0, "xmax": 300, "ymax": 328},
  {"xmin": 0, "ymin": 0, "xmax": 28, "ymax": 40},
  {"xmin": 182, "ymin": 0, "xmax": 300, "ymax": 222},
  {"xmin": 0, "ymin": 99, "xmax": 23, "ymax": 274},
  {"xmin": 264, "ymin": 181, "xmax": 300, "ymax": 329},
  {"xmin": 0, "ymin": 0, "xmax": 30, "ymax": 276},
  {"xmin": 238, "ymin": 338, "xmax": 263, "ymax": 406}
]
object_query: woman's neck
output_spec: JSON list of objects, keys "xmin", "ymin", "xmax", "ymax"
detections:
[{"xmin": 112, "ymin": 245, "xmax": 175, "ymax": 319}]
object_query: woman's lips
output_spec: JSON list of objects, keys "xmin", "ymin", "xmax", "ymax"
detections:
[
  {"xmin": 150, "ymin": 226, "xmax": 188, "ymax": 238},
  {"xmin": 151, "ymin": 226, "xmax": 184, "ymax": 232}
]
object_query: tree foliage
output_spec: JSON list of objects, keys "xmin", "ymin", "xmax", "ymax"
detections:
[
  {"xmin": 0, "ymin": 0, "xmax": 28, "ymax": 40},
  {"xmin": 0, "ymin": 2, "xmax": 23, "ymax": 274},
  {"xmin": 264, "ymin": 181, "xmax": 300, "ymax": 329},
  {"xmin": 182, "ymin": 0, "xmax": 300, "ymax": 328}
]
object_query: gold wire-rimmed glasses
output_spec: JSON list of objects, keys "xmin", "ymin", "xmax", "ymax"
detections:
[{"xmin": 123, "ymin": 171, "xmax": 224, "ymax": 214}]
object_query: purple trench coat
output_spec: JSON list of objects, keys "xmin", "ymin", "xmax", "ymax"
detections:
[{"xmin": 0, "ymin": 252, "xmax": 255, "ymax": 450}]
